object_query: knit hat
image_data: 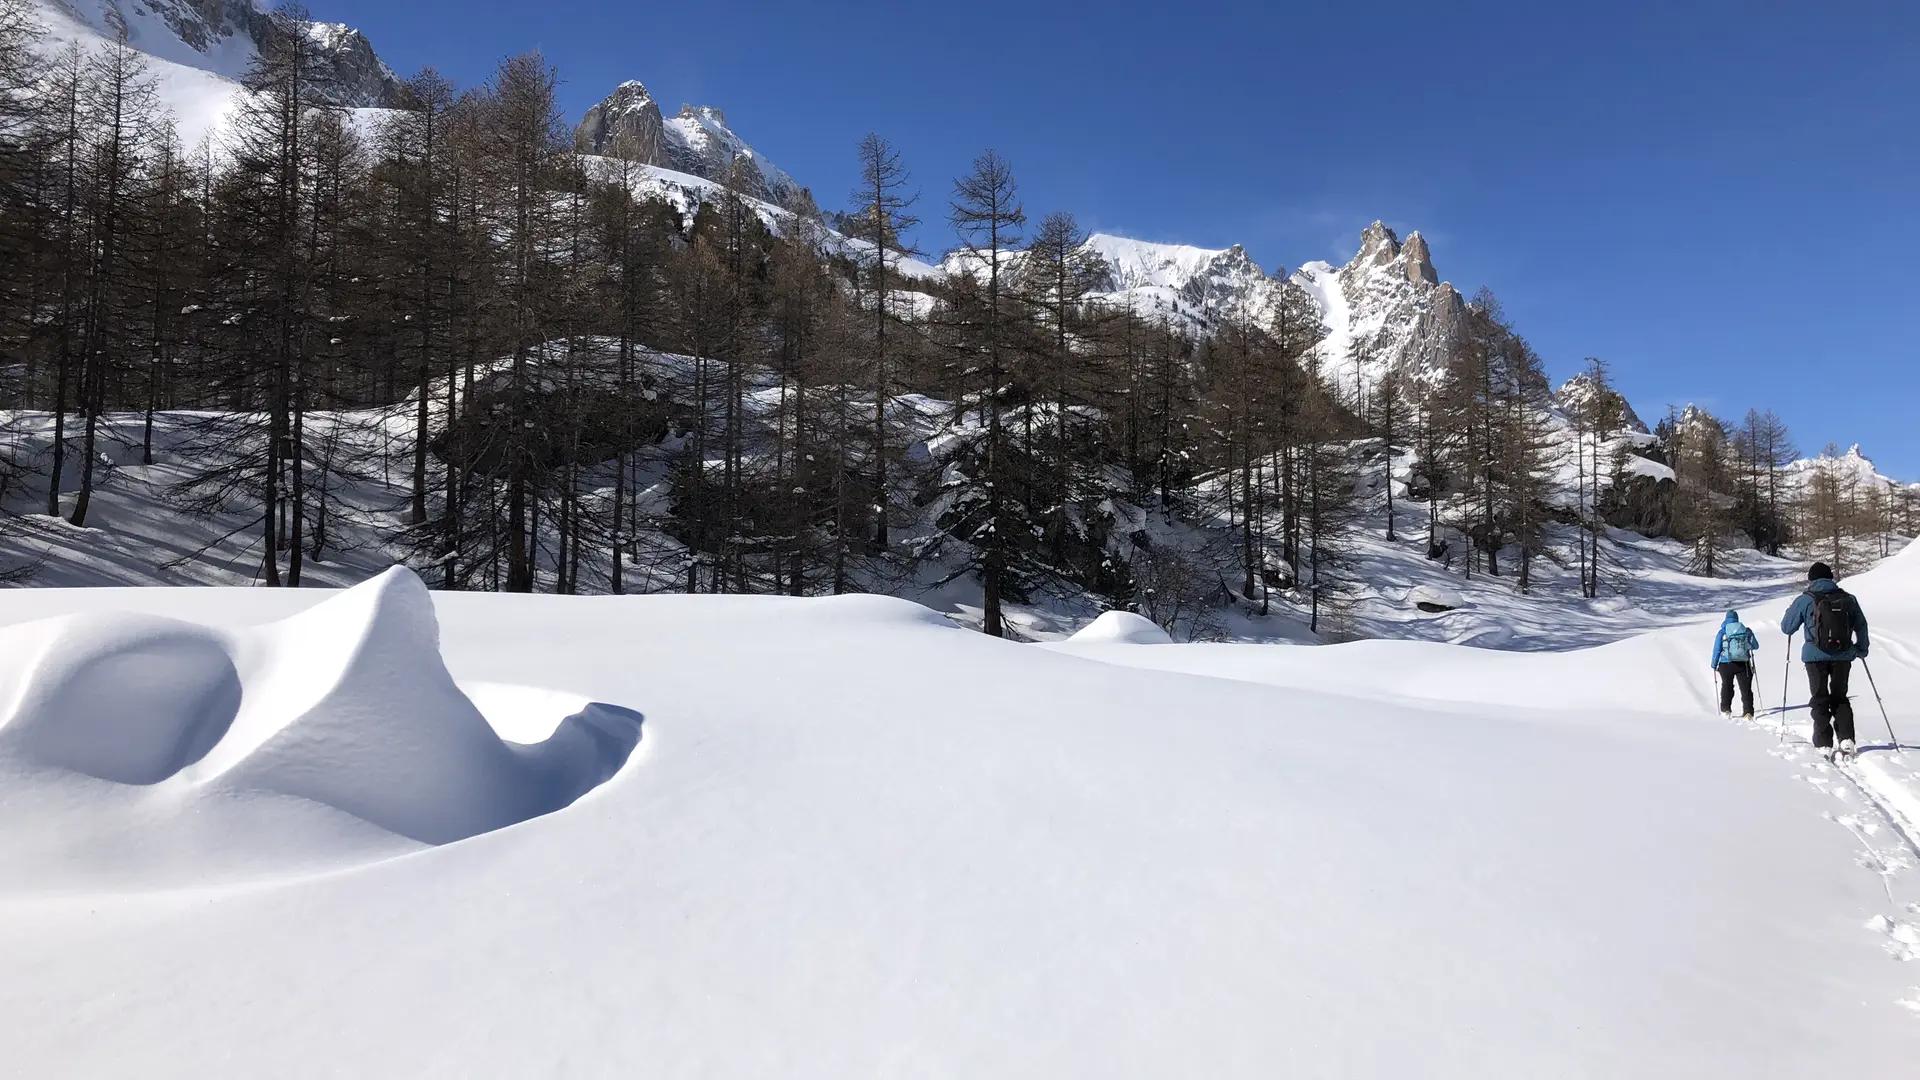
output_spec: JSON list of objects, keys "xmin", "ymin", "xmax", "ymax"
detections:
[{"xmin": 1809, "ymin": 562, "xmax": 1835, "ymax": 581}]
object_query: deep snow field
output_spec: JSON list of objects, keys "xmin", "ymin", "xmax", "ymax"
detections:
[{"xmin": 3, "ymin": 548, "xmax": 1920, "ymax": 1076}]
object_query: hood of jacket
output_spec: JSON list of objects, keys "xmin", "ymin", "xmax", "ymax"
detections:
[{"xmin": 1807, "ymin": 578, "xmax": 1842, "ymax": 596}]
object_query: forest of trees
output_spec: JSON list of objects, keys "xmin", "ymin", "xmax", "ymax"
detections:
[{"xmin": 0, "ymin": 2, "xmax": 1907, "ymax": 631}]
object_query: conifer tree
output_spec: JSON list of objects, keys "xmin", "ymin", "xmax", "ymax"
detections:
[
  {"xmin": 845, "ymin": 133, "xmax": 920, "ymax": 552},
  {"xmin": 68, "ymin": 34, "xmax": 163, "ymax": 527},
  {"xmin": 1568, "ymin": 358, "xmax": 1626, "ymax": 598},
  {"xmin": 168, "ymin": 16, "xmax": 339, "ymax": 584},
  {"xmin": 939, "ymin": 149, "xmax": 1025, "ymax": 637},
  {"xmin": 1019, "ymin": 210, "xmax": 1109, "ymax": 566},
  {"xmin": 1297, "ymin": 349, "xmax": 1361, "ymax": 631},
  {"xmin": 484, "ymin": 52, "xmax": 570, "ymax": 591},
  {"xmin": 1368, "ymin": 359, "xmax": 1404, "ymax": 541},
  {"xmin": 1732, "ymin": 408, "xmax": 1796, "ymax": 555},
  {"xmin": 1668, "ymin": 406, "xmax": 1733, "ymax": 576}
]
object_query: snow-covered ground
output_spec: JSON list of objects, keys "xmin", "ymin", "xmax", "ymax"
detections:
[{"xmin": 3, "ymin": 541, "xmax": 1920, "ymax": 1075}]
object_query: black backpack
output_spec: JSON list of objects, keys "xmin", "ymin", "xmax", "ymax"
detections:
[{"xmin": 1806, "ymin": 589, "xmax": 1858, "ymax": 654}]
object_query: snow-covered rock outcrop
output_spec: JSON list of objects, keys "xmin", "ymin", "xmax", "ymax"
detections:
[
  {"xmin": 577, "ymin": 80, "xmax": 801, "ymax": 206},
  {"xmin": 1556, "ymin": 371, "xmax": 1650, "ymax": 433}
]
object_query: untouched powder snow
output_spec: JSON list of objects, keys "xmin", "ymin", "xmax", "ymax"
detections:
[{"xmin": 2, "ymin": 559, "xmax": 1920, "ymax": 1074}]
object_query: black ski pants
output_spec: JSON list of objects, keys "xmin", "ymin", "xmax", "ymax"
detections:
[
  {"xmin": 1806, "ymin": 660, "xmax": 1856, "ymax": 749},
  {"xmin": 1717, "ymin": 661, "xmax": 1753, "ymax": 716}
]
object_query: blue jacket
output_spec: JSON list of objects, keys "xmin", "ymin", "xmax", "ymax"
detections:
[
  {"xmin": 1779, "ymin": 579, "xmax": 1871, "ymax": 663},
  {"xmin": 1710, "ymin": 611, "xmax": 1758, "ymax": 669}
]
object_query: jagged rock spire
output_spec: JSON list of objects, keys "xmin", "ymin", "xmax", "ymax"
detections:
[
  {"xmin": 1403, "ymin": 231, "xmax": 1438, "ymax": 285},
  {"xmin": 1358, "ymin": 220, "xmax": 1401, "ymax": 268}
]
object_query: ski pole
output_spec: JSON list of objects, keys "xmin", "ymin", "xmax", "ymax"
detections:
[
  {"xmin": 1779, "ymin": 643, "xmax": 1792, "ymax": 742},
  {"xmin": 1861, "ymin": 658, "xmax": 1901, "ymax": 755}
]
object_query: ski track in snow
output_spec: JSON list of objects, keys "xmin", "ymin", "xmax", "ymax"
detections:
[
  {"xmin": 1761, "ymin": 720, "xmax": 1920, "ymax": 981},
  {"xmin": 1062, "ymin": 542, "xmax": 1920, "ymax": 1028},
  {"xmin": 1693, "ymin": 684, "xmax": 1920, "ymax": 1012}
]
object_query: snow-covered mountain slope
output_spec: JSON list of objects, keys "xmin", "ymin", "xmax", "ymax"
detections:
[
  {"xmin": 3, "ymin": 546, "xmax": 1920, "ymax": 1074},
  {"xmin": 937, "ymin": 229, "xmax": 1286, "ymax": 335},
  {"xmin": 577, "ymin": 80, "xmax": 801, "ymax": 206},
  {"xmin": 33, "ymin": 0, "xmax": 399, "ymax": 114},
  {"xmin": 1785, "ymin": 442, "xmax": 1915, "ymax": 495},
  {"xmin": 578, "ymin": 155, "xmax": 944, "ymax": 293},
  {"xmin": 30, "ymin": 0, "xmax": 238, "ymax": 143}
]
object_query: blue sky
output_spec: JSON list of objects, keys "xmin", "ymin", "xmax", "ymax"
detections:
[{"xmin": 314, "ymin": 0, "xmax": 1916, "ymax": 477}]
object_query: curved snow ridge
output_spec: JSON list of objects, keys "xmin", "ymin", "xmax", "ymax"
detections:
[{"xmin": 0, "ymin": 567, "xmax": 643, "ymax": 846}]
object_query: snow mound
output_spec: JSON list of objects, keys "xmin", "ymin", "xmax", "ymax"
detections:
[
  {"xmin": 1406, "ymin": 584, "xmax": 1466, "ymax": 612},
  {"xmin": 0, "ymin": 567, "xmax": 642, "ymax": 857},
  {"xmin": 1067, "ymin": 610, "xmax": 1174, "ymax": 645}
]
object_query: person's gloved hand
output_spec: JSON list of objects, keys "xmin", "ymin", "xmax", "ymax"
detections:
[{"xmin": 1858, "ymin": 645, "xmax": 1869, "ymax": 659}]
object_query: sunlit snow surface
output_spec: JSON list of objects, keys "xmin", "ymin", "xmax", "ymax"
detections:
[{"xmin": 3, "ymin": 553, "xmax": 1920, "ymax": 1075}]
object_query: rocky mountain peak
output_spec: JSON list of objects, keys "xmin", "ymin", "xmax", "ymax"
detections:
[
  {"xmin": 1403, "ymin": 231, "xmax": 1438, "ymax": 285},
  {"xmin": 1357, "ymin": 220, "xmax": 1401, "ymax": 268},
  {"xmin": 576, "ymin": 80, "xmax": 665, "ymax": 159},
  {"xmin": 577, "ymin": 82, "xmax": 798, "ymax": 206}
]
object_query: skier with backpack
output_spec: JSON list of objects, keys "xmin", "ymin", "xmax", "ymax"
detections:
[
  {"xmin": 1779, "ymin": 562, "xmax": 1871, "ymax": 762},
  {"xmin": 1709, "ymin": 610, "xmax": 1759, "ymax": 719}
]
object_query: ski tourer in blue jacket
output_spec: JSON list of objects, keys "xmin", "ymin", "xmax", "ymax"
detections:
[
  {"xmin": 1779, "ymin": 562, "xmax": 1870, "ymax": 755},
  {"xmin": 1709, "ymin": 611, "xmax": 1758, "ymax": 669},
  {"xmin": 1779, "ymin": 576, "xmax": 1870, "ymax": 663},
  {"xmin": 1709, "ymin": 610, "xmax": 1759, "ymax": 717}
]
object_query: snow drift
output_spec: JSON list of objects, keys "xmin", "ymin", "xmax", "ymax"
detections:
[
  {"xmin": 0, "ymin": 567, "xmax": 642, "ymax": 871},
  {"xmin": 1064, "ymin": 609, "xmax": 1173, "ymax": 645}
]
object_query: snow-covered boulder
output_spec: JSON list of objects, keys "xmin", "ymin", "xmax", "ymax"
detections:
[
  {"xmin": 1067, "ymin": 610, "xmax": 1174, "ymax": 645},
  {"xmin": 1407, "ymin": 584, "xmax": 1465, "ymax": 613}
]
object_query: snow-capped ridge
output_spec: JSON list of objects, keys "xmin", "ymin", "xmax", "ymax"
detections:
[{"xmin": 936, "ymin": 231, "xmax": 1286, "ymax": 331}]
